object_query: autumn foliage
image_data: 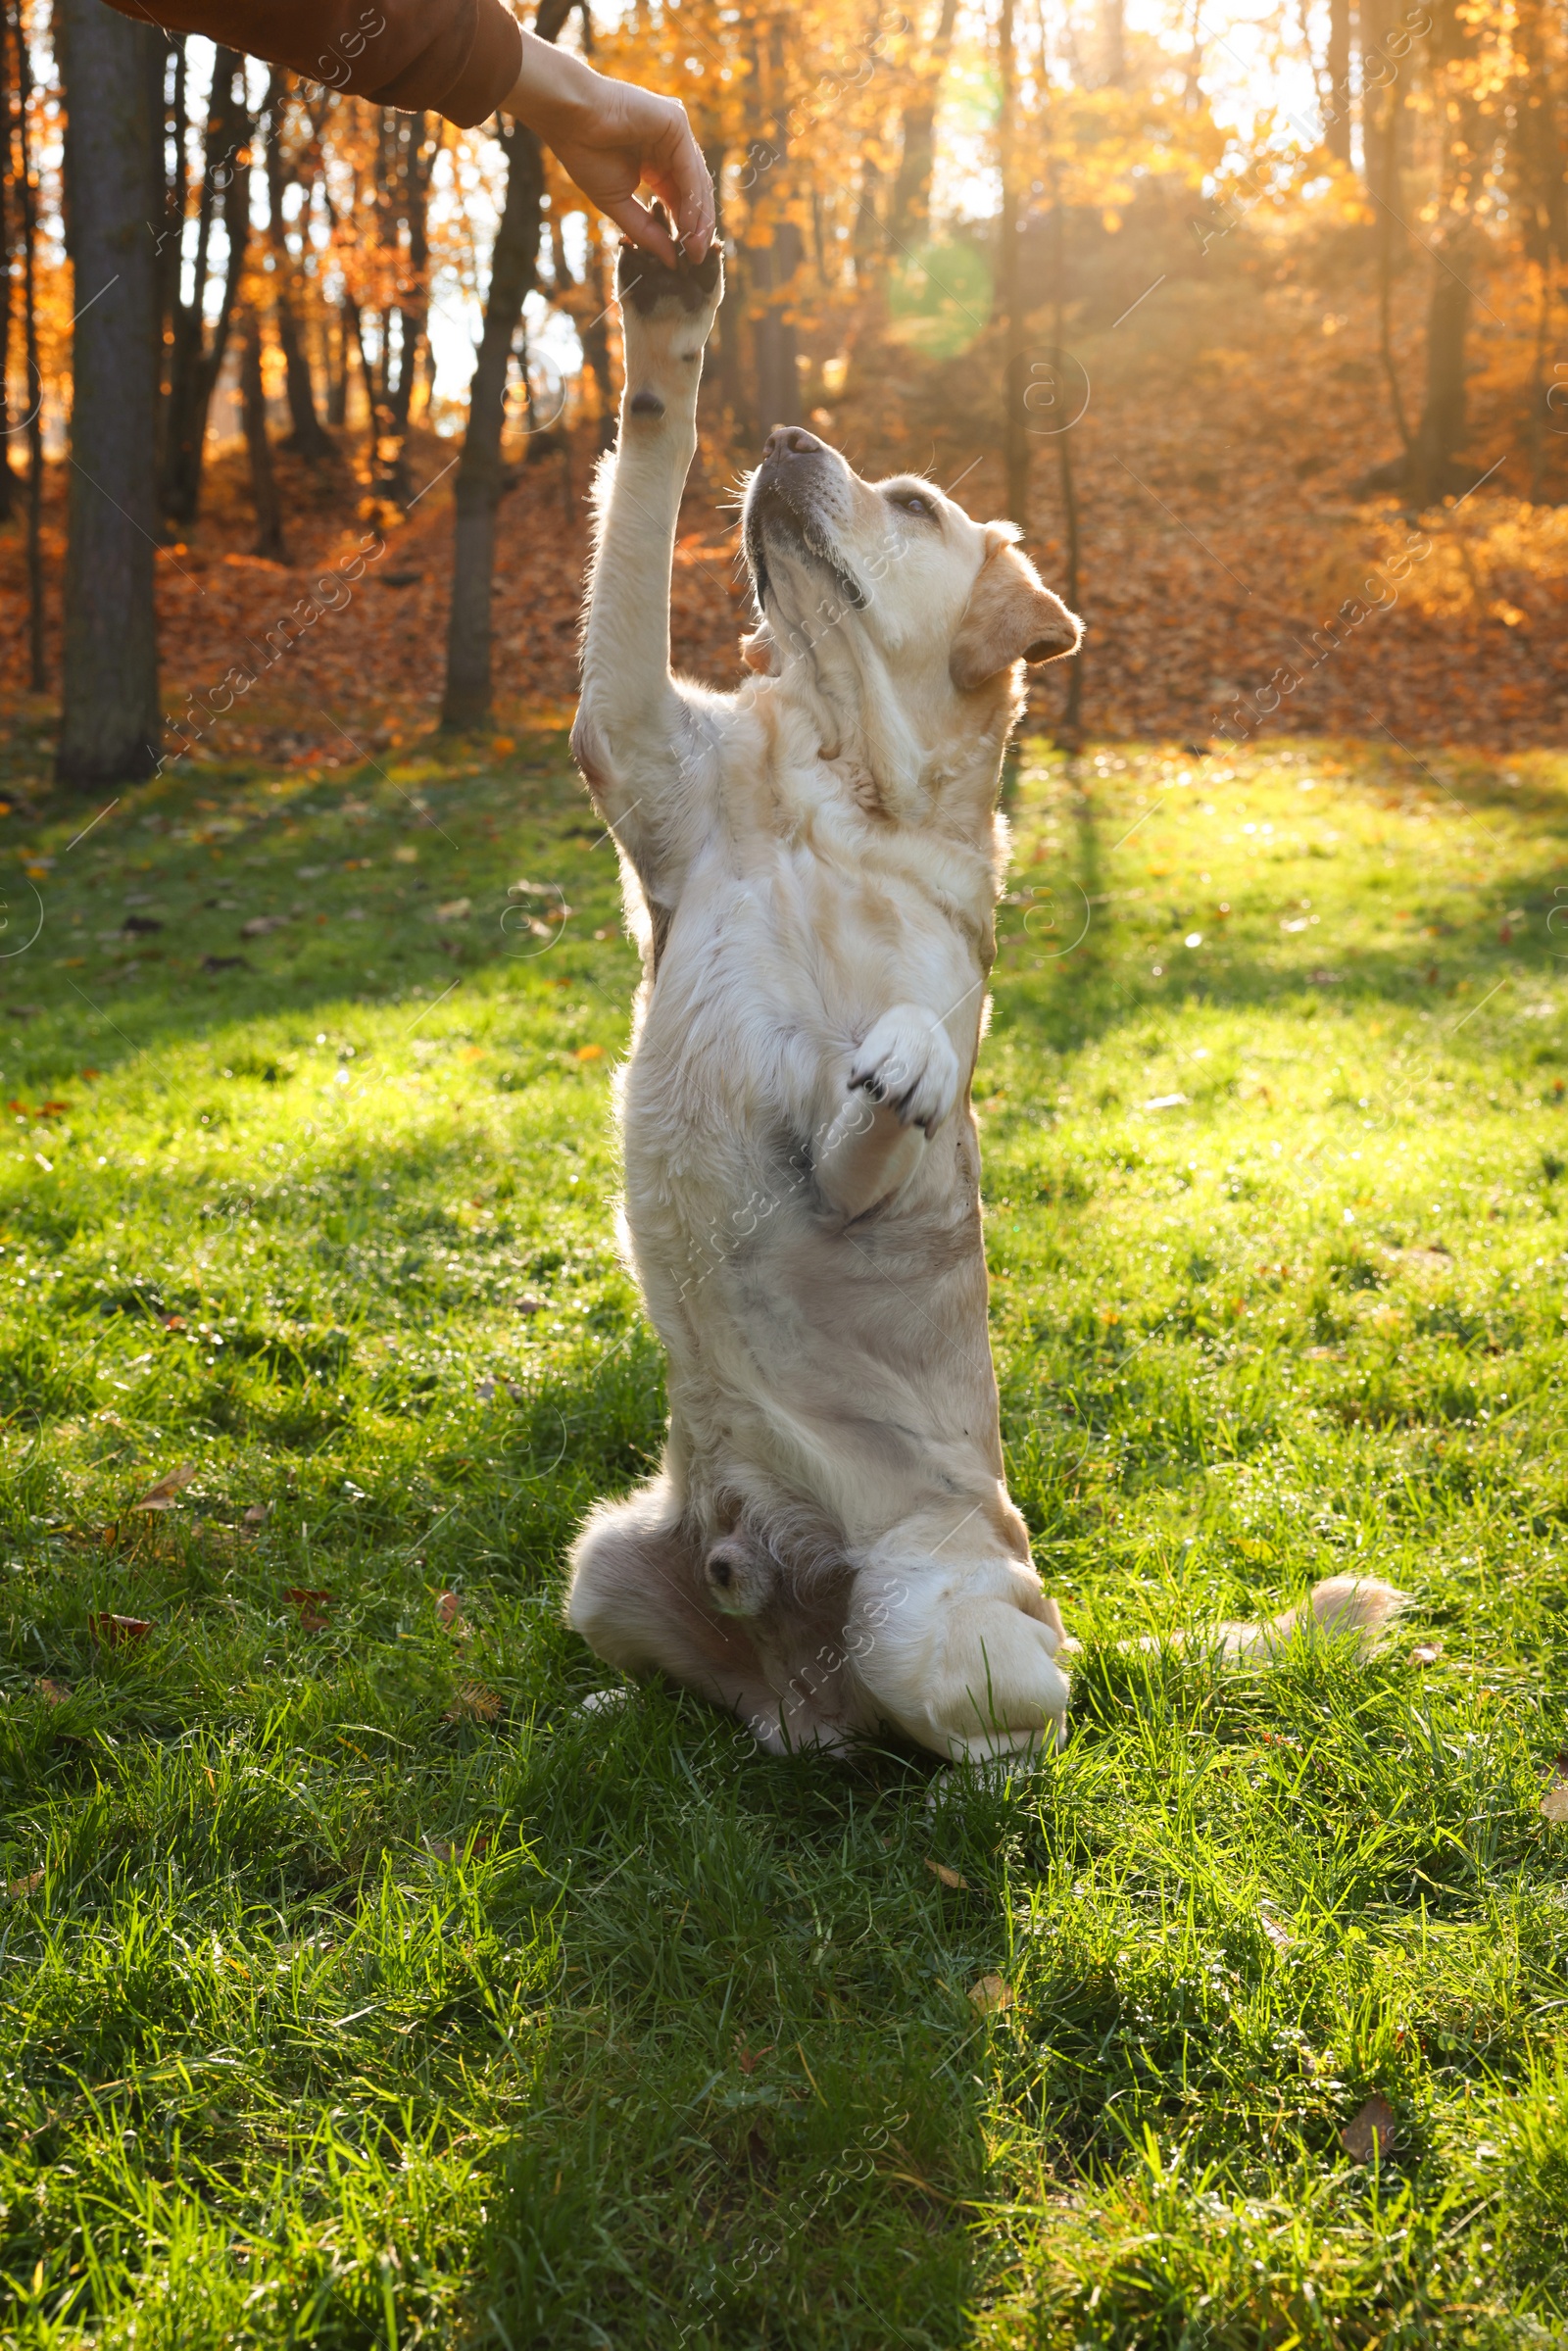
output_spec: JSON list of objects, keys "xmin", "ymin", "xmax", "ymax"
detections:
[{"xmin": 1, "ymin": 0, "xmax": 1565, "ymax": 766}]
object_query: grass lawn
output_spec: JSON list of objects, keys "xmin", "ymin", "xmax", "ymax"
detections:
[{"xmin": 2, "ymin": 727, "xmax": 1567, "ymax": 2347}]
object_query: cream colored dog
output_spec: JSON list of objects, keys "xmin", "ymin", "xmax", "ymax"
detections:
[{"xmin": 564, "ymin": 238, "xmax": 1401, "ymax": 1762}]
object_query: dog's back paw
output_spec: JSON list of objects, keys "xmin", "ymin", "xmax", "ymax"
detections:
[{"xmin": 858, "ymin": 1582, "xmax": 1070, "ymax": 1764}]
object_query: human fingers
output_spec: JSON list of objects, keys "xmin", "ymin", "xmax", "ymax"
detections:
[
  {"xmin": 599, "ymin": 188, "xmax": 680, "ymax": 267},
  {"xmin": 652, "ymin": 104, "xmax": 714, "ymax": 259}
]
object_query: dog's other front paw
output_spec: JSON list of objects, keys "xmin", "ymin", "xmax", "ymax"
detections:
[{"xmin": 850, "ymin": 1005, "xmax": 961, "ymax": 1134}]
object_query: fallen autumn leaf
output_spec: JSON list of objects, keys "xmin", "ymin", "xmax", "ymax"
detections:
[
  {"xmin": 282, "ymin": 1587, "xmax": 333, "ymax": 1631},
  {"xmin": 968, "ymin": 1975, "xmax": 1013, "ymax": 2014},
  {"xmin": 426, "ymin": 1832, "xmax": 491, "ymax": 1862},
  {"xmin": 89, "ymin": 1613, "xmax": 153, "ymax": 1646},
  {"xmin": 1341, "ymin": 2093, "xmax": 1397, "ymax": 2162},
  {"xmin": 925, "ymin": 1860, "xmax": 971, "ymax": 1891},
  {"xmin": 445, "ymin": 1681, "xmax": 502, "ymax": 1723},
  {"xmin": 132, "ymin": 1464, "xmax": 198, "ymax": 1511}
]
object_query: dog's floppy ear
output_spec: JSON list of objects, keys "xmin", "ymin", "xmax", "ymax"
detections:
[{"xmin": 950, "ymin": 533, "xmax": 1081, "ymax": 692}]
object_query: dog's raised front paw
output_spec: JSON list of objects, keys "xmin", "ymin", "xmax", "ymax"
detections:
[
  {"xmin": 616, "ymin": 220, "xmax": 723, "ymax": 318},
  {"xmin": 615, "ymin": 211, "xmax": 723, "ymax": 409},
  {"xmin": 850, "ymin": 1005, "xmax": 961, "ymax": 1134}
]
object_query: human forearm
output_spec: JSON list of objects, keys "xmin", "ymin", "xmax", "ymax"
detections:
[
  {"xmin": 99, "ymin": 0, "xmax": 522, "ymax": 128},
  {"xmin": 503, "ymin": 32, "xmax": 713, "ymax": 263}
]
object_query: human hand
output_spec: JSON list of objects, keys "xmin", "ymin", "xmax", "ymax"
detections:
[{"xmin": 505, "ymin": 31, "xmax": 713, "ymax": 266}]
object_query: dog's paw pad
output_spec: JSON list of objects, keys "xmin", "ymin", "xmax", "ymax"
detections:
[{"xmin": 616, "ymin": 207, "xmax": 723, "ymax": 316}]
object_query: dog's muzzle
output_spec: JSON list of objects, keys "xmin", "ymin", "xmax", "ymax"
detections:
[{"xmin": 744, "ymin": 426, "xmax": 867, "ymax": 614}]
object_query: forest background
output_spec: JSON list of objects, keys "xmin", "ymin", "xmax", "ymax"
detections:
[{"xmin": 0, "ymin": 0, "xmax": 1565, "ymax": 782}]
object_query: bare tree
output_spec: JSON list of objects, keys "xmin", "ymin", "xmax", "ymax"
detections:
[
  {"xmin": 263, "ymin": 72, "xmax": 336, "ymax": 462},
  {"xmin": 161, "ymin": 45, "xmax": 250, "ymax": 526},
  {"xmin": 441, "ymin": 0, "xmax": 574, "ymax": 733}
]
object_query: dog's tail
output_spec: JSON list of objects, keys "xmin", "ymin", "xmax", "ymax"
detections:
[
  {"xmin": 1209, "ymin": 1575, "xmax": 1407, "ymax": 1661},
  {"xmin": 1065, "ymin": 1574, "xmax": 1409, "ymax": 1664}
]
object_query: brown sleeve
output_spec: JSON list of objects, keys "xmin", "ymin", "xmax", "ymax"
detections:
[{"xmin": 103, "ymin": 0, "xmax": 523, "ymax": 129}]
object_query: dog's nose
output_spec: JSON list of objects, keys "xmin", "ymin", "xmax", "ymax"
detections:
[{"xmin": 762, "ymin": 424, "xmax": 823, "ymax": 463}]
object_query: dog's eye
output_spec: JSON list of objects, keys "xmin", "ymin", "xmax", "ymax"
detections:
[{"xmin": 889, "ymin": 489, "xmax": 935, "ymax": 519}]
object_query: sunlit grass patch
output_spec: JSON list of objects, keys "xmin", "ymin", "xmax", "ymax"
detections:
[{"xmin": 0, "ymin": 731, "xmax": 1565, "ymax": 2344}]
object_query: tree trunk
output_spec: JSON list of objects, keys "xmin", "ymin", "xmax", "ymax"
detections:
[
  {"xmin": 553, "ymin": 210, "xmax": 616, "ymax": 452},
  {"xmin": 325, "ymin": 301, "xmax": 349, "ymax": 427},
  {"xmin": 1325, "ymin": 0, "xmax": 1352, "ymax": 162},
  {"xmin": 378, "ymin": 110, "xmax": 434, "ymax": 504},
  {"xmin": 56, "ymin": 0, "xmax": 163, "ymax": 786},
  {"xmin": 1375, "ymin": 75, "xmax": 1413, "ymax": 456},
  {"xmin": 264, "ymin": 73, "xmax": 335, "ymax": 462},
  {"xmin": 752, "ymin": 222, "xmax": 803, "ymax": 429},
  {"xmin": 851, "ymin": 151, "xmax": 882, "ymax": 281},
  {"xmin": 440, "ymin": 0, "xmax": 573, "ymax": 733},
  {"xmin": 155, "ymin": 35, "xmax": 187, "ymax": 387},
  {"xmin": 161, "ymin": 46, "xmax": 249, "ymax": 526},
  {"xmin": 1096, "ymin": 0, "xmax": 1125, "ymax": 85},
  {"xmin": 439, "ymin": 121, "xmax": 547, "ymax": 730},
  {"xmin": 14, "ymin": 0, "xmax": 44, "ymax": 689},
  {"xmin": 0, "ymin": 0, "xmax": 14, "ymax": 523},
  {"xmin": 1526, "ymin": 259, "xmax": 1554, "ymax": 503},
  {"xmin": 1053, "ymin": 202, "xmax": 1081, "ymax": 743},
  {"xmin": 999, "ymin": 0, "xmax": 1027, "ymax": 531},
  {"xmin": 1409, "ymin": 236, "xmax": 1473, "ymax": 506},
  {"xmin": 890, "ymin": 0, "xmax": 959, "ymax": 245},
  {"xmin": 583, "ymin": 226, "xmax": 616, "ymax": 453},
  {"xmin": 240, "ymin": 305, "xmax": 289, "ymax": 562},
  {"xmin": 704, "ymin": 144, "xmax": 750, "ymax": 442},
  {"xmin": 1358, "ymin": 0, "xmax": 1397, "ymax": 193}
]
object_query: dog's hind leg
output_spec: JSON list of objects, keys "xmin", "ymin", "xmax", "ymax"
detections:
[{"xmin": 565, "ymin": 1483, "xmax": 791, "ymax": 1745}]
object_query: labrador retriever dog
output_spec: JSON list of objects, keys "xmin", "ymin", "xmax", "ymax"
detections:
[{"xmin": 563, "ymin": 236, "xmax": 1402, "ymax": 1763}]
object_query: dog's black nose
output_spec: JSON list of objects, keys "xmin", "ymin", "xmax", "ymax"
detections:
[{"xmin": 762, "ymin": 424, "xmax": 823, "ymax": 463}]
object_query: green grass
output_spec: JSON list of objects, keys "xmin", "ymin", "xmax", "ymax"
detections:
[{"xmin": 2, "ymin": 728, "xmax": 1567, "ymax": 2347}]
